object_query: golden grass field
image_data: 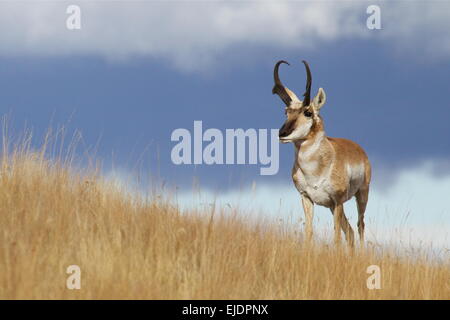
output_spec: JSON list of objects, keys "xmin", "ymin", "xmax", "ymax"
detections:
[{"xmin": 0, "ymin": 129, "xmax": 448, "ymax": 300}]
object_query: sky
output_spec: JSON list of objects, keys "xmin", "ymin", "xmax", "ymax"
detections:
[{"xmin": 0, "ymin": 1, "xmax": 449, "ymax": 250}]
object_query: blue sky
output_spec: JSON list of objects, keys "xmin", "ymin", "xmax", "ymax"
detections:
[
  {"xmin": 2, "ymin": 36, "xmax": 449, "ymax": 190},
  {"xmin": 0, "ymin": 1, "xmax": 449, "ymax": 248}
]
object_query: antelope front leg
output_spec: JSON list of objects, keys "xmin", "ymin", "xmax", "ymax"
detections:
[
  {"xmin": 332, "ymin": 204, "xmax": 355, "ymax": 248},
  {"xmin": 301, "ymin": 195, "xmax": 314, "ymax": 243},
  {"xmin": 331, "ymin": 204, "xmax": 343, "ymax": 245}
]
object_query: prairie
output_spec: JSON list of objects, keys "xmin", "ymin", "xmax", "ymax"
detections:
[{"xmin": 0, "ymin": 129, "xmax": 448, "ymax": 299}]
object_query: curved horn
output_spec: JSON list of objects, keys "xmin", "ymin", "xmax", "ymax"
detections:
[
  {"xmin": 272, "ymin": 60, "xmax": 292, "ymax": 106},
  {"xmin": 302, "ymin": 60, "xmax": 312, "ymax": 106}
]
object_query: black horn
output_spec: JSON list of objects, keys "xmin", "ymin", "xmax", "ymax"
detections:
[
  {"xmin": 272, "ymin": 60, "xmax": 292, "ymax": 106},
  {"xmin": 302, "ymin": 60, "xmax": 312, "ymax": 106}
]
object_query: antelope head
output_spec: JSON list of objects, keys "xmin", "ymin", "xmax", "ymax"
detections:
[{"xmin": 273, "ymin": 60, "xmax": 327, "ymax": 143}]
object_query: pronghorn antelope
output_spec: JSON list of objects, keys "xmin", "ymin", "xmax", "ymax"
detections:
[{"xmin": 273, "ymin": 60, "xmax": 371, "ymax": 247}]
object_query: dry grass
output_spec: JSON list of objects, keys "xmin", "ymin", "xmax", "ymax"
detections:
[{"xmin": 0, "ymin": 129, "xmax": 448, "ymax": 300}]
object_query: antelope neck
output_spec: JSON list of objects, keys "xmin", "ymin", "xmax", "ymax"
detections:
[{"xmin": 294, "ymin": 130, "xmax": 326, "ymax": 152}]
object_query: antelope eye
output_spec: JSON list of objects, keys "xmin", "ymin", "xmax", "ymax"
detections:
[{"xmin": 304, "ymin": 110, "xmax": 313, "ymax": 117}]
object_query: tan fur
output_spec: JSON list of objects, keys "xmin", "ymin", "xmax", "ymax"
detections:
[{"xmin": 276, "ymin": 70, "xmax": 371, "ymax": 248}]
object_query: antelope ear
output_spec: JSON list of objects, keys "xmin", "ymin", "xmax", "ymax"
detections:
[{"xmin": 313, "ymin": 88, "xmax": 326, "ymax": 110}]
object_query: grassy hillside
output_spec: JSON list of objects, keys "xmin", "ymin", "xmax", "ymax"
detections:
[{"xmin": 0, "ymin": 131, "xmax": 448, "ymax": 299}]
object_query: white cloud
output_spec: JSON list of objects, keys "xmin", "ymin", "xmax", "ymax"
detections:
[
  {"xmin": 1, "ymin": 1, "xmax": 449, "ymax": 71},
  {"xmin": 381, "ymin": 2, "xmax": 450, "ymax": 60},
  {"xmin": 173, "ymin": 161, "xmax": 450, "ymax": 252}
]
